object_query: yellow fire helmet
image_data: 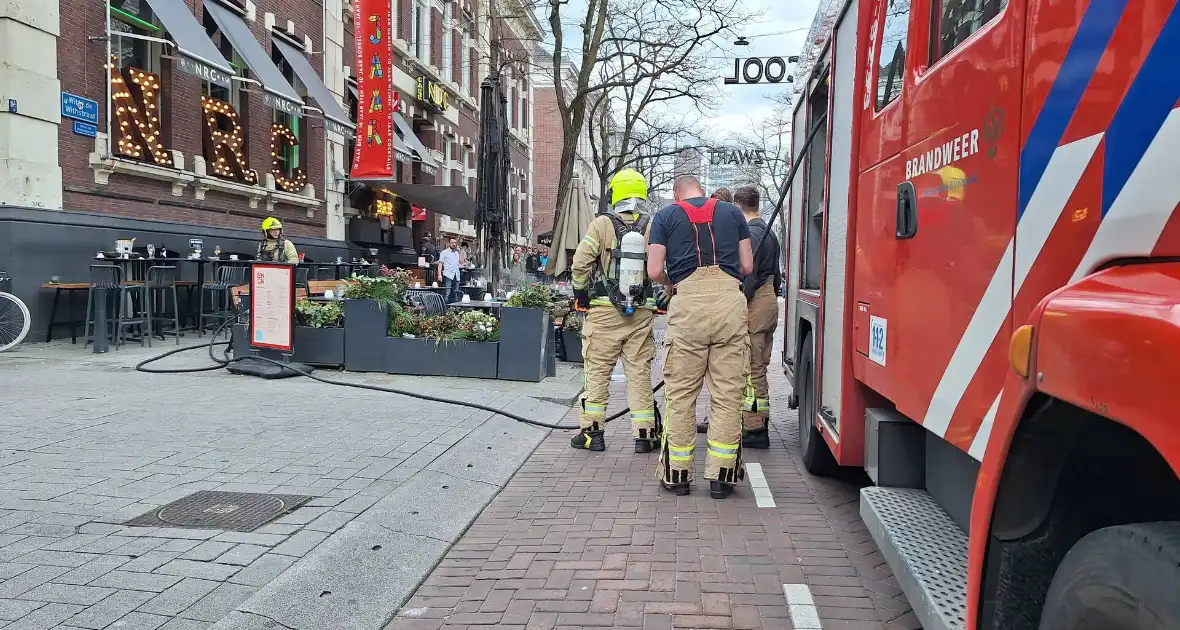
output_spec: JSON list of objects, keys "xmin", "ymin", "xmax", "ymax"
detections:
[
  {"xmin": 261, "ymin": 217, "xmax": 283, "ymax": 232},
  {"xmin": 609, "ymin": 168, "xmax": 648, "ymax": 206}
]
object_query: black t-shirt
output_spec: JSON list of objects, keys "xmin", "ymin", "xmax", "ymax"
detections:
[
  {"xmin": 743, "ymin": 217, "xmax": 782, "ymax": 298},
  {"xmin": 649, "ymin": 197, "xmax": 751, "ymax": 285},
  {"xmin": 525, "ymin": 254, "xmax": 540, "ymax": 272}
]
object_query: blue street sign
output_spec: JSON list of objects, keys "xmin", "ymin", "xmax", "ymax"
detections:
[
  {"xmin": 72, "ymin": 121, "xmax": 98, "ymax": 138},
  {"xmin": 61, "ymin": 92, "xmax": 99, "ymax": 125}
]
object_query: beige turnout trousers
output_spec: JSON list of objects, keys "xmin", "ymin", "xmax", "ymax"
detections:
[
  {"xmin": 579, "ymin": 307, "xmax": 657, "ymax": 437},
  {"xmin": 658, "ymin": 266, "xmax": 750, "ymax": 484},
  {"xmin": 743, "ymin": 282, "xmax": 778, "ymax": 431}
]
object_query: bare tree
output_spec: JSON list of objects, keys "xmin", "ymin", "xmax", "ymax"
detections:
[
  {"xmin": 721, "ymin": 91, "xmax": 793, "ymax": 217},
  {"xmin": 545, "ymin": 0, "xmax": 757, "ymax": 217}
]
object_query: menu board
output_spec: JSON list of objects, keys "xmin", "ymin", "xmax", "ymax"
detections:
[{"xmin": 250, "ymin": 263, "xmax": 295, "ymax": 352}]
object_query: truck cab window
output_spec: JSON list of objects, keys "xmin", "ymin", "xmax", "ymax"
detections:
[
  {"xmin": 802, "ymin": 71, "xmax": 830, "ymax": 290},
  {"xmin": 932, "ymin": 0, "xmax": 1006, "ymax": 62},
  {"xmin": 875, "ymin": 0, "xmax": 910, "ymax": 110}
]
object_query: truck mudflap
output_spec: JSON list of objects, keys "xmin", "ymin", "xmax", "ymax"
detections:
[{"xmin": 860, "ymin": 487, "xmax": 968, "ymax": 630}]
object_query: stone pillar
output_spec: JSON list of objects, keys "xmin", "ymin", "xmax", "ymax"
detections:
[
  {"xmin": 0, "ymin": 0, "xmax": 63, "ymax": 208},
  {"xmin": 323, "ymin": 0, "xmax": 347, "ymax": 241}
]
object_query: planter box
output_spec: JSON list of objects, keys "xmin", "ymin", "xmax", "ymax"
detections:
[
  {"xmin": 344, "ymin": 299, "xmax": 387, "ymax": 372},
  {"xmin": 497, "ymin": 306, "xmax": 551, "ymax": 382},
  {"xmin": 560, "ymin": 329, "xmax": 583, "ymax": 363},
  {"xmin": 386, "ymin": 337, "xmax": 499, "ymax": 379},
  {"xmin": 293, "ymin": 326, "xmax": 344, "ymax": 366},
  {"xmin": 230, "ymin": 324, "xmax": 342, "ymax": 366}
]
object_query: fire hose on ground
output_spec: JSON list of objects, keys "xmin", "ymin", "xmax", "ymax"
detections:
[{"xmin": 133, "ymin": 113, "xmax": 827, "ymax": 432}]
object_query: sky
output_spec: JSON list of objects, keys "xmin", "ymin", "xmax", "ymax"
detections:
[{"xmin": 704, "ymin": 0, "xmax": 822, "ymax": 141}]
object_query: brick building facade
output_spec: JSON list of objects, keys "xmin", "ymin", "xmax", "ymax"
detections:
[{"xmin": 0, "ymin": 0, "xmax": 541, "ymax": 340}]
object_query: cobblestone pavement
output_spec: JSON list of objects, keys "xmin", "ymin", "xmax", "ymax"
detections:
[
  {"xmin": 384, "ymin": 329, "xmax": 920, "ymax": 630},
  {"xmin": 0, "ymin": 340, "xmax": 580, "ymax": 630}
]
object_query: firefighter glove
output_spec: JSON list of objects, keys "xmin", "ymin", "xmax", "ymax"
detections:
[
  {"xmin": 654, "ymin": 285, "xmax": 671, "ymax": 311},
  {"xmin": 574, "ymin": 288, "xmax": 591, "ymax": 311}
]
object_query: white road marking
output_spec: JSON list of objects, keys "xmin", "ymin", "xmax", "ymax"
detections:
[
  {"xmin": 746, "ymin": 463, "xmax": 776, "ymax": 508},
  {"xmin": 783, "ymin": 583, "xmax": 823, "ymax": 629}
]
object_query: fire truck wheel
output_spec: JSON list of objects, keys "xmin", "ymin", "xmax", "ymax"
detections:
[
  {"xmin": 797, "ymin": 333, "xmax": 838, "ymax": 476},
  {"xmin": 1038, "ymin": 522, "xmax": 1180, "ymax": 630}
]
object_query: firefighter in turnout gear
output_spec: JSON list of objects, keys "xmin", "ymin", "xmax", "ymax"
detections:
[
  {"xmin": 569, "ymin": 168, "xmax": 662, "ymax": 454},
  {"xmin": 648, "ymin": 175, "xmax": 754, "ymax": 499},
  {"xmin": 734, "ymin": 185, "xmax": 781, "ymax": 449},
  {"xmin": 257, "ymin": 217, "xmax": 300, "ymax": 263}
]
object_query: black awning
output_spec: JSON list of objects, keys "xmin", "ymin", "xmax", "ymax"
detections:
[
  {"xmin": 140, "ymin": 0, "xmax": 234, "ymax": 87},
  {"xmin": 202, "ymin": 0, "xmax": 303, "ymax": 116},
  {"xmin": 273, "ymin": 37, "xmax": 355, "ymax": 136},
  {"xmin": 393, "ymin": 113, "xmax": 438, "ymax": 170},
  {"xmin": 386, "ymin": 183, "xmax": 476, "ymax": 222},
  {"xmin": 536, "ymin": 231, "xmax": 553, "ymax": 246}
]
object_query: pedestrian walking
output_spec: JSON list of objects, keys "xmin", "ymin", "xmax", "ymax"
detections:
[
  {"xmin": 437, "ymin": 238, "xmax": 463, "ymax": 303},
  {"xmin": 647, "ymin": 175, "xmax": 754, "ymax": 498},
  {"xmin": 569, "ymin": 168, "xmax": 666, "ymax": 453}
]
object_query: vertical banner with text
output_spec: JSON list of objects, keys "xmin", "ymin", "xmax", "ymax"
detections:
[{"xmin": 351, "ymin": 0, "xmax": 398, "ymax": 178}]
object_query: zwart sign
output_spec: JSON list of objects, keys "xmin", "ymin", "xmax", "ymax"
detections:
[
  {"xmin": 724, "ymin": 56, "xmax": 797, "ymax": 85},
  {"xmin": 709, "ymin": 148, "xmax": 768, "ymax": 166}
]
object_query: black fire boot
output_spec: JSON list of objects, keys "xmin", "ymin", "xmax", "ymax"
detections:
[
  {"xmin": 661, "ymin": 469, "xmax": 691, "ymax": 496},
  {"xmin": 570, "ymin": 428, "xmax": 606, "ymax": 452},
  {"xmin": 634, "ymin": 428, "xmax": 658, "ymax": 453},
  {"xmin": 711, "ymin": 466, "xmax": 745, "ymax": 499},
  {"xmin": 742, "ymin": 426, "xmax": 771, "ymax": 449}
]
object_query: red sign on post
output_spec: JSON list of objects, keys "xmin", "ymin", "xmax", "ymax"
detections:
[
  {"xmin": 411, "ymin": 205, "xmax": 427, "ymax": 221},
  {"xmin": 351, "ymin": 0, "xmax": 398, "ymax": 179},
  {"xmin": 250, "ymin": 263, "xmax": 295, "ymax": 352}
]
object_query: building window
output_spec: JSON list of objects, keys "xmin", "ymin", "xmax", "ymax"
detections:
[
  {"xmin": 442, "ymin": 1, "xmax": 453, "ymax": 82},
  {"xmin": 109, "ymin": 0, "xmax": 163, "ymax": 74},
  {"xmin": 273, "ymin": 45, "xmax": 309, "ymax": 191},
  {"xmin": 413, "ymin": 0, "xmax": 430, "ymax": 63},
  {"xmin": 875, "ymin": 0, "xmax": 909, "ymax": 110},
  {"xmin": 202, "ymin": 11, "xmax": 242, "ymax": 110},
  {"xmin": 932, "ymin": 0, "xmax": 1006, "ymax": 62}
]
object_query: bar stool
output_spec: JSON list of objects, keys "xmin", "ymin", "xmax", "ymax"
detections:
[
  {"xmin": 199, "ymin": 265, "xmax": 248, "ymax": 337},
  {"xmin": 296, "ymin": 266, "xmax": 310, "ymax": 296},
  {"xmin": 83, "ymin": 265, "xmax": 129, "ymax": 348},
  {"xmin": 146, "ymin": 266, "xmax": 181, "ymax": 345}
]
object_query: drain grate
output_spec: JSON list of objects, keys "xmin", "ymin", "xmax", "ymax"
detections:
[{"xmin": 123, "ymin": 491, "xmax": 313, "ymax": 532}]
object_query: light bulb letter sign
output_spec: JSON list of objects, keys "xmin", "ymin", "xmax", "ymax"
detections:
[
  {"xmin": 201, "ymin": 95, "xmax": 257, "ymax": 184},
  {"xmin": 109, "ymin": 59, "xmax": 174, "ymax": 166},
  {"xmin": 724, "ymin": 56, "xmax": 793, "ymax": 85},
  {"xmin": 270, "ymin": 123, "xmax": 307, "ymax": 193}
]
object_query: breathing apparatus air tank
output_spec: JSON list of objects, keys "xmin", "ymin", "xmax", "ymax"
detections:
[{"xmin": 616, "ymin": 230, "xmax": 647, "ymax": 314}]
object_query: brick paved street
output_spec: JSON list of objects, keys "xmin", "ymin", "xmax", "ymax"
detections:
[
  {"xmin": 384, "ymin": 333, "xmax": 920, "ymax": 630},
  {"xmin": 0, "ymin": 341, "xmax": 581, "ymax": 630}
]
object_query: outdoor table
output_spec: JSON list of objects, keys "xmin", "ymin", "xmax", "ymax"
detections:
[{"xmin": 447, "ymin": 300, "xmax": 503, "ymax": 314}]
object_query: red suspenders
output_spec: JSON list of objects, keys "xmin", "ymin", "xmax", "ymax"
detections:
[{"xmin": 675, "ymin": 198, "xmax": 719, "ymax": 267}]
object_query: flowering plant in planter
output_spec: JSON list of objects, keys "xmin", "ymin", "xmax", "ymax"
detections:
[
  {"xmin": 562, "ymin": 310, "xmax": 585, "ymax": 334},
  {"xmin": 387, "ymin": 310, "xmax": 500, "ymax": 342},
  {"xmin": 295, "ymin": 299, "xmax": 343, "ymax": 328}
]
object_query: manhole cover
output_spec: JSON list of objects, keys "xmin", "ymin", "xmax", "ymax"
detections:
[{"xmin": 123, "ymin": 491, "xmax": 312, "ymax": 532}]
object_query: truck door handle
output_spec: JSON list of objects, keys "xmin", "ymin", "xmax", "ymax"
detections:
[{"xmin": 896, "ymin": 181, "xmax": 917, "ymax": 239}]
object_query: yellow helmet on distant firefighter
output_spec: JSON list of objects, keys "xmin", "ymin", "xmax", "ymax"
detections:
[
  {"xmin": 261, "ymin": 217, "xmax": 283, "ymax": 234},
  {"xmin": 609, "ymin": 169, "xmax": 648, "ymax": 206}
]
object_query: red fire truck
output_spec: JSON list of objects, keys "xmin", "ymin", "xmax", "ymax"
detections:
[{"xmin": 781, "ymin": 0, "xmax": 1180, "ymax": 628}]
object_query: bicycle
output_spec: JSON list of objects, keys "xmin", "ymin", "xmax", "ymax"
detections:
[{"xmin": 0, "ymin": 271, "xmax": 30, "ymax": 352}]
